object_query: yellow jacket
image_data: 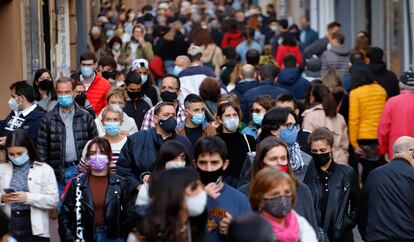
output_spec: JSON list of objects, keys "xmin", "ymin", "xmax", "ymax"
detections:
[{"xmin": 349, "ymin": 83, "xmax": 387, "ymax": 148}]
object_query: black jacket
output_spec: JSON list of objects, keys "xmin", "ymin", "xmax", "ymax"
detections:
[
  {"xmin": 124, "ymin": 99, "xmax": 151, "ymax": 129},
  {"xmin": 305, "ymin": 161, "xmax": 360, "ymax": 242},
  {"xmin": 0, "ymin": 104, "xmax": 45, "ymax": 142},
  {"xmin": 358, "ymin": 158, "xmax": 414, "ymax": 242},
  {"xmin": 368, "ymin": 61, "xmax": 400, "ymax": 99},
  {"xmin": 58, "ymin": 173, "xmax": 132, "ymax": 242},
  {"xmin": 37, "ymin": 104, "xmax": 98, "ymax": 180},
  {"xmin": 142, "ymin": 81, "xmax": 159, "ymax": 107},
  {"xmin": 231, "ymin": 80, "xmax": 258, "ymax": 123}
]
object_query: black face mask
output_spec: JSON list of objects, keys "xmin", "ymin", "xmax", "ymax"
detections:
[
  {"xmin": 128, "ymin": 91, "xmax": 143, "ymax": 100},
  {"xmin": 38, "ymin": 80, "xmax": 53, "ymax": 91},
  {"xmin": 158, "ymin": 116, "xmax": 177, "ymax": 133},
  {"xmin": 75, "ymin": 92, "xmax": 87, "ymax": 107},
  {"xmin": 102, "ymin": 71, "xmax": 115, "ymax": 80},
  {"xmin": 197, "ymin": 166, "xmax": 223, "ymax": 185},
  {"xmin": 312, "ymin": 152, "xmax": 332, "ymax": 167},
  {"xmin": 160, "ymin": 91, "xmax": 178, "ymax": 102}
]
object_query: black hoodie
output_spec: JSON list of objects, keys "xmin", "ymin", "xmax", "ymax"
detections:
[{"xmin": 368, "ymin": 61, "xmax": 400, "ymax": 98}]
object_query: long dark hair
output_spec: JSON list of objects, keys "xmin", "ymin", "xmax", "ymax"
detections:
[
  {"xmin": 143, "ymin": 168, "xmax": 200, "ymax": 242},
  {"xmin": 33, "ymin": 68, "xmax": 57, "ymax": 101},
  {"xmin": 6, "ymin": 129, "xmax": 41, "ymax": 162},
  {"xmin": 258, "ymin": 107, "xmax": 298, "ymax": 142},
  {"xmin": 305, "ymin": 83, "xmax": 337, "ymax": 118},
  {"xmin": 154, "ymin": 141, "xmax": 192, "ymax": 172}
]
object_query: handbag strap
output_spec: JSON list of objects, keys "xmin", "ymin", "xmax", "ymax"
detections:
[{"xmin": 243, "ymin": 134, "xmax": 251, "ymax": 153}]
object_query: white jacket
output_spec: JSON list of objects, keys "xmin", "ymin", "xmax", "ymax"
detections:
[
  {"xmin": 297, "ymin": 212, "xmax": 318, "ymax": 242},
  {"xmin": 0, "ymin": 161, "xmax": 59, "ymax": 238},
  {"xmin": 95, "ymin": 111, "xmax": 138, "ymax": 136}
]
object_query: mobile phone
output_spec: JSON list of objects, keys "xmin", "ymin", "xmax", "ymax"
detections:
[{"xmin": 3, "ymin": 188, "xmax": 16, "ymax": 193}]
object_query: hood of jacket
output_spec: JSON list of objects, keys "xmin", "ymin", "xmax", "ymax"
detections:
[
  {"xmin": 368, "ymin": 61, "xmax": 387, "ymax": 75},
  {"xmin": 330, "ymin": 44, "xmax": 350, "ymax": 56},
  {"xmin": 277, "ymin": 68, "xmax": 301, "ymax": 86},
  {"xmin": 234, "ymin": 79, "xmax": 257, "ymax": 94}
]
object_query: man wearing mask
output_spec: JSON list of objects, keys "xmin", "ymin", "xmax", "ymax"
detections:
[
  {"xmin": 0, "ymin": 81, "xmax": 45, "ymax": 144},
  {"xmin": 96, "ymin": 55, "xmax": 117, "ymax": 82},
  {"xmin": 176, "ymin": 94, "xmax": 216, "ymax": 146},
  {"xmin": 359, "ymin": 136, "xmax": 414, "ymax": 242},
  {"xmin": 141, "ymin": 74, "xmax": 186, "ymax": 130},
  {"xmin": 194, "ymin": 136, "xmax": 251, "ymax": 242},
  {"xmin": 131, "ymin": 58, "xmax": 159, "ymax": 106},
  {"xmin": 37, "ymin": 77, "xmax": 98, "ymax": 197},
  {"xmin": 71, "ymin": 51, "xmax": 112, "ymax": 115},
  {"xmin": 117, "ymin": 102, "xmax": 192, "ymax": 196},
  {"xmin": 123, "ymin": 71, "xmax": 152, "ymax": 129},
  {"xmin": 173, "ymin": 55, "xmax": 191, "ymax": 76}
]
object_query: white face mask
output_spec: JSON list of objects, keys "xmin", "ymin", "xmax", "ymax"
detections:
[
  {"xmin": 8, "ymin": 97, "xmax": 19, "ymax": 112},
  {"xmin": 186, "ymin": 190, "xmax": 207, "ymax": 217},
  {"xmin": 223, "ymin": 117, "xmax": 239, "ymax": 133},
  {"xmin": 165, "ymin": 161, "xmax": 186, "ymax": 169}
]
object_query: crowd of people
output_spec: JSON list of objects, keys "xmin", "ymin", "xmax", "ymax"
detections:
[{"xmin": 1, "ymin": 1, "xmax": 414, "ymax": 242}]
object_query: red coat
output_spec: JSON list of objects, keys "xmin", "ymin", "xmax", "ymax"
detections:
[
  {"xmin": 86, "ymin": 73, "xmax": 112, "ymax": 115},
  {"xmin": 377, "ymin": 91, "xmax": 414, "ymax": 159},
  {"xmin": 275, "ymin": 45, "xmax": 303, "ymax": 68},
  {"xmin": 221, "ymin": 31, "xmax": 243, "ymax": 49}
]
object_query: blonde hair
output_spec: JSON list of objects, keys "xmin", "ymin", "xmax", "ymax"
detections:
[
  {"xmin": 101, "ymin": 105, "xmax": 124, "ymax": 121},
  {"xmin": 106, "ymin": 86, "xmax": 127, "ymax": 103},
  {"xmin": 321, "ymin": 69, "xmax": 345, "ymax": 94}
]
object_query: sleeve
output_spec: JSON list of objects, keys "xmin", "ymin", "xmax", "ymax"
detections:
[
  {"xmin": 340, "ymin": 118, "xmax": 350, "ymax": 160},
  {"xmin": 275, "ymin": 45, "xmax": 284, "ymax": 67},
  {"xmin": 116, "ymin": 137, "xmax": 140, "ymax": 193},
  {"xmin": 87, "ymin": 115, "xmax": 99, "ymax": 140},
  {"xmin": 221, "ymin": 34, "xmax": 229, "ymax": 49},
  {"xmin": 140, "ymin": 108, "xmax": 154, "ymax": 130},
  {"xmin": 298, "ymin": 215, "xmax": 318, "ymax": 242},
  {"xmin": 295, "ymin": 47, "xmax": 303, "ymax": 66},
  {"xmin": 25, "ymin": 165, "xmax": 59, "ymax": 209},
  {"xmin": 298, "ymin": 184, "xmax": 319, "ymax": 233},
  {"xmin": 213, "ymin": 47, "xmax": 225, "ymax": 76},
  {"xmin": 301, "ymin": 113, "xmax": 317, "ymax": 132},
  {"xmin": 377, "ymin": 101, "xmax": 391, "ymax": 155},
  {"xmin": 348, "ymin": 91, "xmax": 360, "ymax": 149},
  {"xmin": 121, "ymin": 180, "xmax": 134, "ymax": 237},
  {"xmin": 117, "ymin": 45, "xmax": 130, "ymax": 65},
  {"xmin": 142, "ymin": 42, "xmax": 154, "ymax": 61},
  {"xmin": 320, "ymin": 53, "xmax": 328, "ymax": 74},
  {"xmin": 58, "ymin": 178, "xmax": 77, "ymax": 242},
  {"xmin": 36, "ymin": 116, "xmax": 49, "ymax": 163}
]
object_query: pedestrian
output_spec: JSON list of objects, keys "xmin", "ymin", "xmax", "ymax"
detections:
[
  {"xmin": 194, "ymin": 136, "xmax": 251, "ymax": 242},
  {"xmin": 59, "ymin": 137, "xmax": 132, "ymax": 242},
  {"xmin": 276, "ymin": 55, "xmax": 310, "ymax": 100},
  {"xmin": 349, "ymin": 66, "xmax": 387, "ymax": 182},
  {"xmin": 275, "ymin": 32, "xmax": 302, "ymax": 68},
  {"xmin": 173, "ymin": 55, "xmax": 191, "ymax": 76},
  {"xmin": 299, "ymin": 16, "xmax": 318, "ymax": 49},
  {"xmin": 307, "ymin": 127, "xmax": 359, "ymax": 242},
  {"xmin": 359, "ymin": 136, "xmax": 414, "ymax": 242},
  {"xmin": 236, "ymin": 28, "xmax": 262, "ymax": 63},
  {"xmin": 241, "ymin": 95, "xmax": 274, "ymax": 139},
  {"xmin": 377, "ymin": 71, "xmax": 414, "ymax": 160},
  {"xmin": 226, "ymin": 213, "xmax": 275, "ymax": 242},
  {"xmin": 73, "ymin": 82, "xmax": 97, "ymax": 118},
  {"xmin": 321, "ymin": 32, "xmax": 350, "ymax": 77},
  {"xmin": 0, "ymin": 130, "xmax": 58, "ymax": 242},
  {"xmin": 221, "ymin": 19, "xmax": 243, "ymax": 49},
  {"xmin": 249, "ymin": 167, "xmax": 318, "ymax": 242},
  {"xmin": 37, "ymin": 77, "xmax": 98, "ymax": 197},
  {"xmin": 321, "ymin": 69, "xmax": 349, "ymax": 122},
  {"xmin": 302, "ymin": 57, "xmax": 322, "ymax": 82},
  {"xmin": 303, "ymin": 21, "xmax": 341, "ymax": 58},
  {"xmin": 216, "ymin": 100, "xmax": 256, "ymax": 187},
  {"xmin": 130, "ymin": 58, "xmax": 159, "ymax": 106},
  {"xmin": 199, "ymin": 77, "xmax": 222, "ymax": 123},
  {"xmin": 33, "ymin": 68, "xmax": 58, "ymax": 111},
  {"xmin": 302, "ymin": 83, "xmax": 349, "ymax": 164},
  {"xmin": 86, "ymin": 26, "xmax": 105, "ymax": 60}
]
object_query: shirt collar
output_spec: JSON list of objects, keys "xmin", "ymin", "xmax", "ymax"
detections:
[{"xmin": 20, "ymin": 103, "xmax": 37, "ymax": 117}]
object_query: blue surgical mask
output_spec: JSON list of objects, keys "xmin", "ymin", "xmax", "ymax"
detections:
[
  {"xmin": 140, "ymin": 74, "xmax": 148, "ymax": 84},
  {"xmin": 81, "ymin": 66, "xmax": 94, "ymax": 77},
  {"xmin": 279, "ymin": 126, "xmax": 299, "ymax": 145},
  {"xmin": 58, "ymin": 95, "xmax": 74, "ymax": 108},
  {"xmin": 191, "ymin": 113, "xmax": 205, "ymax": 125},
  {"xmin": 223, "ymin": 117, "xmax": 239, "ymax": 133},
  {"xmin": 104, "ymin": 121, "xmax": 121, "ymax": 136},
  {"xmin": 173, "ymin": 66, "xmax": 183, "ymax": 76},
  {"xmin": 252, "ymin": 113, "xmax": 264, "ymax": 126},
  {"xmin": 8, "ymin": 152, "xmax": 30, "ymax": 166}
]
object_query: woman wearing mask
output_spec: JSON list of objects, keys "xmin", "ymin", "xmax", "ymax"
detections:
[
  {"xmin": 216, "ymin": 100, "xmax": 256, "ymax": 187},
  {"xmin": 302, "ymin": 83, "xmax": 349, "ymax": 164},
  {"xmin": 95, "ymin": 87, "xmax": 138, "ymax": 137},
  {"xmin": 78, "ymin": 105, "xmax": 128, "ymax": 174},
  {"xmin": 59, "ymin": 137, "xmax": 132, "ymax": 242},
  {"xmin": 138, "ymin": 168, "xmax": 207, "ymax": 242},
  {"xmin": 33, "ymin": 69, "xmax": 58, "ymax": 111},
  {"xmin": 242, "ymin": 95, "xmax": 274, "ymax": 139},
  {"xmin": 307, "ymin": 127, "xmax": 359, "ymax": 242},
  {"xmin": 249, "ymin": 167, "xmax": 318, "ymax": 242},
  {"xmin": 107, "ymin": 36, "xmax": 124, "ymax": 71},
  {"xmin": 0, "ymin": 130, "xmax": 58, "ymax": 242},
  {"xmin": 239, "ymin": 137, "xmax": 318, "ymax": 233},
  {"xmin": 191, "ymin": 28, "xmax": 225, "ymax": 75},
  {"xmin": 257, "ymin": 108, "xmax": 314, "ymax": 183}
]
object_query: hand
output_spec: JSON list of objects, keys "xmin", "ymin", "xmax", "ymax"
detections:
[
  {"xmin": 354, "ymin": 147, "xmax": 364, "ymax": 155},
  {"xmin": 125, "ymin": 56, "xmax": 132, "ymax": 64},
  {"xmin": 142, "ymin": 174, "xmax": 151, "ymax": 183},
  {"xmin": 138, "ymin": 37, "xmax": 146, "ymax": 46},
  {"xmin": 7, "ymin": 192, "xmax": 27, "ymax": 203},
  {"xmin": 0, "ymin": 136, "xmax": 6, "ymax": 146},
  {"xmin": 384, "ymin": 153, "xmax": 390, "ymax": 162},
  {"xmin": 1, "ymin": 193, "xmax": 13, "ymax": 203},
  {"xmin": 219, "ymin": 212, "xmax": 233, "ymax": 235},
  {"xmin": 205, "ymin": 182, "xmax": 221, "ymax": 199}
]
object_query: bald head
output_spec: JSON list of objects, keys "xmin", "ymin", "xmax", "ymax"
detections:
[
  {"xmin": 393, "ymin": 136, "xmax": 414, "ymax": 164},
  {"xmin": 175, "ymin": 55, "xmax": 191, "ymax": 69},
  {"xmin": 240, "ymin": 64, "xmax": 255, "ymax": 80}
]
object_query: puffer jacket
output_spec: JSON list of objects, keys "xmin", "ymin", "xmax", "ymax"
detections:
[
  {"xmin": 276, "ymin": 68, "xmax": 311, "ymax": 100},
  {"xmin": 321, "ymin": 44, "xmax": 350, "ymax": 77},
  {"xmin": 349, "ymin": 83, "xmax": 387, "ymax": 149},
  {"xmin": 37, "ymin": 104, "xmax": 98, "ymax": 180},
  {"xmin": 302, "ymin": 104, "xmax": 349, "ymax": 164},
  {"xmin": 305, "ymin": 162, "xmax": 360, "ymax": 242},
  {"xmin": 58, "ymin": 173, "xmax": 132, "ymax": 242}
]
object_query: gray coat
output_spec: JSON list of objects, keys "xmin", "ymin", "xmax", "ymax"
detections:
[{"xmin": 321, "ymin": 44, "xmax": 350, "ymax": 77}]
